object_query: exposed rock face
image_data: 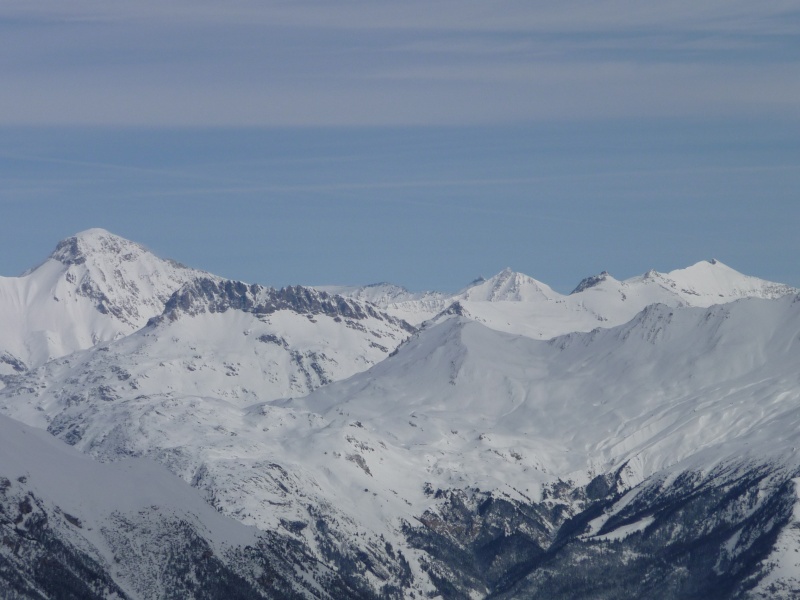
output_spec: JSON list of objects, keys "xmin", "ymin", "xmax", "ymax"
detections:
[
  {"xmin": 160, "ymin": 277, "xmax": 415, "ymax": 332},
  {"xmin": 402, "ymin": 461, "xmax": 800, "ymax": 600},
  {"xmin": 46, "ymin": 228, "xmax": 202, "ymax": 329},
  {"xmin": 0, "ymin": 229, "xmax": 204, "ymax": 370},
  {"xmin": 570, "ymin": 271, "xmax": 610, "ymax": 294}
]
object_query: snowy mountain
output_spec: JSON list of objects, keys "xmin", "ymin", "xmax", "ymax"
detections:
[
  {"xmin": 316, "ymin": 281, "xmax": 448, "ymax": 307},
  {"xmin": 0, "ymin": 229, "xmax": 204, "ymax": 376},
  {"xmin": 4, "ymin": 294, "xmax": 800, "ymax": 596},
  {"xmin": 0, "ymin": 414, "xmax": 385, "ymax": 599},
  {"xmin": 341, "ymin": 260, "xmax": 798, "ymax": 340},
  {"xmin": 272, "ymin": 295, "xmax": 800, "ymax": 597},
  {"xmin": 0, "ymin": 276, "xmax": 414, "ymax": 433},
  {"xmin": 316, "ymin": 282, "xmax": 452, "ymax": 326},
  {"xmin": 459, "ymin": 268, "xmax": 561, "ymax": 302},
  {"xmin": 2, "ymin": 230, "xmax": 800, "ymax": 598},
  {"xmin": 293, "ymin": 295, "xmax": 800, "ymax": 489}
]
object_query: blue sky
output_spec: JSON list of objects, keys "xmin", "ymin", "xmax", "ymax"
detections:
[{"xmin": 1, "ymin": 1, "xmax": 799, "ymax": 292}]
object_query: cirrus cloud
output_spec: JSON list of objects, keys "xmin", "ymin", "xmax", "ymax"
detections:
[{"xmin": 1, "ymin": 0, "xmax": 799, "ymax": 126}]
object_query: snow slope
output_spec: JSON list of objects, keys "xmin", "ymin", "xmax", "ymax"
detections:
[
  {"xmin": 4, "ymin": 290, "xmax": 800, "ymax": 595},
  {"xmin": 293, "ymin": 294, "xmax": 800, "ymax": 490},
  {"xmin": 0, "ymin": 277, "xmax": 414, "ymax": 431},
  {"xmin": 0, "ymin": 229, "xmax": 204, "ymax": 375},
  {"xmin": 3, "ymin": 229, "xmax": 800, "ymax": 598},
  {"xmin": 332, "ymin": 261, "xmax": 797, "ymax": 339},
  {"xmin": 0, "ymin": 414, "xmax": 329, "ymax": 599}
]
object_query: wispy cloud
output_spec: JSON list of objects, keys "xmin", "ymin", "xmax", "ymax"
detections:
[{"xmin": 2, "ymin": 1, "xmax": 799, "ymax": 126}]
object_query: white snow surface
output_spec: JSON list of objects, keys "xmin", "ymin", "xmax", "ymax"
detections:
[
  {"xmin": 330, "ymin": 261, "xmax": 797, "ymax": 335},
  {"xmin": 591, "ymin": 516, "xmax": 655, "ymax": 542},
  {"xmin": 291, "ymin": 295, "xmax": 800, "ymax": 489},
  {"xmin": 0, "ymin": 282, "xmax": 412, "ymax": 428},
  {"xmin": 3, "ymin": 230, "xmax": 800, "ymax": 593},
  {"xmin": 0, "ymin": 228, "xmax": 204, "ymax": 371},
  {"xmin": 316, "ymin": 281, "xmax": 448, "ymax": 307},
  {"xmin": 4, "ymin": 291, "xmax": 800, "ymax": 581},
  {"xmin": 0, "ymin": 412, "xmax": 259, "ymax": 558}
]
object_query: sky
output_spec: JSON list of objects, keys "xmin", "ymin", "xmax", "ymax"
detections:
[{"xmin": 1, "ymin": 1, "xmax": 799, "ymax": 293}]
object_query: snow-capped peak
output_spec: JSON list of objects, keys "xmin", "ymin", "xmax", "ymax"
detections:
[
  {"xmin": 47, "ymin": 228, "xmax": 166, "ymax": 268},
  {"xmin": 627, "ymin": 259, "xmax": 797, "ymax": 306},
  {"xmin": 0, "ymin": 229, "xmax": 204, "ymax": 372},
  {"xmin": 458, "ymin": 268, "xmax": 558, "ymax": 302},
  {"xmin": 570, "ymin": 271, "xmax": 613, "ymax": 295},
  {"xmin": 41, "ymin": 229, "xmax": 202, "ymax": 324},
  {"xmin": 4, "ymin": 232, "xmax": 800, "ymax": 598}
]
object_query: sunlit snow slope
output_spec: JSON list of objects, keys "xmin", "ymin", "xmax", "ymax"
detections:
[
  {"xmin": 0, "ymin": 414, "xmax": 333, "ymax": 599},
  {"xmin": 2, "ymin": 229, "xmax": 800, "ymax": 599},
  {"xmin": 0, "ymin": 229, "xmax": 204, "ymax": 375},
  {"xmin": 332, "ymin": 262, "xmax": 797, "ymax": 339}
]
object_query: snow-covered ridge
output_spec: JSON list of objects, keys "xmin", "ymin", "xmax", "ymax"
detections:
[
  {"xmin": 160, "ymin": 277, "xmax": 414, "ymax": 331},
  {"xmin": 0, "ymin": 228, "xmax": 205, "ymax": 372},
  {"xmin": 333, "ymin": 259, "xmax": 798, "ymax": 335},
  {"xmin": 5, "ymin": 289, "xmax": 800, "ymax": 596},
  {"xmin": 3, "ymin": 229, "xmax": 800, "ymax": 598},
  {"xmin": 625, "ymin": 258, "xmax": 797, "ymax": 304},
  {"xmin": 287, "ymin": 293, "xmax": 800, "ymax": 494},
  {"xmin": 0, "ymin": 413, "xmax": 335, "ymax": 598},
  {"xmin": 0, "ymin": 275, "xmax": 417, "ymax": 429},
  {"xmin": 570, "ymin": 270, "xmax": 611, "ymax": 294},
  {"xmin": 316, "ymin": 281, "xmax": 448, "ymax": 306}
]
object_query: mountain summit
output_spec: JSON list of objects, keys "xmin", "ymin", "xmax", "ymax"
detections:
[
  {"xmin": 632, "ymin": 258, "xmax": 798, "ymax": 304},
  {"xmin": 328, "ymin": 261, "xmax": 797, "ymax": 335},
  {"xmin": 457, "ymin": 268, "xmax": 558, "ymax": 302},
  {"xmin": 0, "ymin": 229, "xmax": 202, "ymax": 374},
  {"xmin": 43, "ymin": 228, "xmax": 203, "ymax": 325}
]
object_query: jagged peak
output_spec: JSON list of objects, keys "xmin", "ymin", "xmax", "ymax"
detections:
[
  {"xmin": 487, "ymin": 267, "xmax": 517, "ymax": 284},
  {"xmin": 570, "ymin": 271, "xmax": 612, "ymax": 295},
  {"xmin": 423, "ymin": 301, "xmax": 468, "ymax": 327},
  {"xmin": 642, "ymin": 268, "xmax": 661, "ymax": 280},
  {"xmin": 50, "ymin": 229, "xmax": 145, "ymax": 266},
  {"xmin": 364, "ymin": 281, "xmax": 408, "ymax": 292},
  {"xmin": 15, "ymin": 229, "xmax": 203, "ymax": 332},
  {"xmin": 47, "ymin": 228, "xmax": 190, "ymax": 273},
  {"xmin": 157, "ymin": 276, "xmax": 416, "ymax": 331}
]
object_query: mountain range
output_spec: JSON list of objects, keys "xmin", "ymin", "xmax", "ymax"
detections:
[{"xmin": 1, "ymin": 228, "xmax": 799, "ymax": 599}]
